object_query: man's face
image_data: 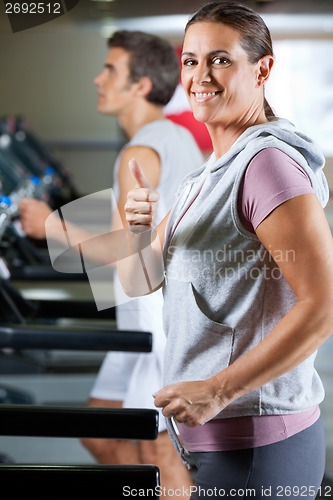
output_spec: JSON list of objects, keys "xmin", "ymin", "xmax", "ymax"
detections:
[{"xmin": 94, "ymin": 47, "xmax": 135, "ymax": 116}]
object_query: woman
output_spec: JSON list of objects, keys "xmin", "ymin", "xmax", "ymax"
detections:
[{"xmin": 122, "ymin": 2, "xmax": 333, "ymax": 498}]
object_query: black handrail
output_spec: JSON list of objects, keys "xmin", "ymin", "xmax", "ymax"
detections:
[
  {"xmin": 0, "ymin": 464, "xmax": 160, "ymax": 499},
  {"xmin": 0, "ymin": 405, "xmax": 159, "ymax": 440},
  {"xmin": 0, "ymin": 325, "xmax": 152, "ymax": 353}
]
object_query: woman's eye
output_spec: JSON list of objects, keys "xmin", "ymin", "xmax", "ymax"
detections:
[
  {"xmin": 213, "ymin": 57, "xmax": 230, "ymax": 66},
  {"xmin": 183, "ymin": 59, "xmax": 196, "ymax": 67}
]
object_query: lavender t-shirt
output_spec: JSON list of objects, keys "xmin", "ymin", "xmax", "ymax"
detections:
[
  {"xmin": 177, "ymin": 147, "xmax": 319, "ymax": 452},
  {"xmin": 239, "ymin": 147, "xmax": 314, "ymax": 231}
]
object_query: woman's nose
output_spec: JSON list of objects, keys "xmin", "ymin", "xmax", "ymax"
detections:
[{"xmin": 193, "ymin": 64, "xmax": 212, "ymax": 85}]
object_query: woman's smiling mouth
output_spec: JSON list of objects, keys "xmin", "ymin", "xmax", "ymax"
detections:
[{"xmin": 192, "ymin": 91, "xmax": 222, "ymax": 102}]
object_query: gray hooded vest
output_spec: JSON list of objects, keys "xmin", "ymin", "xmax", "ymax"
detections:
[{"xmin": 162, "ymin": 118, "xmax": 329, "ymax": 419}]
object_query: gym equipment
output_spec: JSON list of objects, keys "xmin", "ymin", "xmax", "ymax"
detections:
[
  {"xmin": 14, "ymin": 114, "xmax": 79, "ymax": 202},
  {"xmin": 0, "ymin": 405, "xmax": 160, "ymax": 499},
  {"xmin": 0, "ymin": 324, "xmax": 152, "ymax": 354},
  {"xmin": 0, "ymin": 113, "xmax": 82, "ymax": 272},
  {"xmin": 0, "ymin": 115, "xmax": 76, "ymax": 208}
]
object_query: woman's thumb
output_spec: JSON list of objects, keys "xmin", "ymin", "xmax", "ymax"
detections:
[{"xmin": 128, "ymin": 158, "xmax": 151, "ymax": 188}]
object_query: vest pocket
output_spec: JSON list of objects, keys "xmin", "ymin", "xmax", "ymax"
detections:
[{"xmin": 163, "ymin": 279, "xmax": 235, "ymax": 382}]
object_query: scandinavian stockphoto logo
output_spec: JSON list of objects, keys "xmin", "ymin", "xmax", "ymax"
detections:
[
  {"xmin": 45, "ymin": 189, "xmax": 164, "ymax": 311},
  {"xmin": 3, "ymin": 0, "xmax": 80, "ymax": 33}
]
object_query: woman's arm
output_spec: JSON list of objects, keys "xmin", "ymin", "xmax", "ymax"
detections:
[
  {"xmin": 116, "ymin": 159, "xmax": 169, "ymax": 296},
  {"xmin": 154, "ymin": 193, "xmax": 333, "ymax": 426},
  {"xmin": 19, "ymin": 147, "xmax": 163, "ymax": 268}
]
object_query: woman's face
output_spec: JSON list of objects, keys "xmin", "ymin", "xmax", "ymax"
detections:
[{"xmin": 181, "ymin": 22, "xmax": 267, "ymax": 128}]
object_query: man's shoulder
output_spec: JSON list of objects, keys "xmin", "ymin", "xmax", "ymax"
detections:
[
  {"xmin": 134, "ymin": 119, "xmax": 193, "ymax": 140},
  {"xmin": 126, "ymin": 119, "xmax": 204, "ymax": 167},
  {"xmin": 128, "ymin": 120, "xmax": 181, "ymax": 147}
]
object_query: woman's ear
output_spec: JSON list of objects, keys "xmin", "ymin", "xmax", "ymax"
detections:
[
  {"xmin": 135, "ymin": 76, "xmax": 153, "ymax": 98},
  {"xmin": 257, "ymin": 55, "xmax": 274, "ymax": 86}
]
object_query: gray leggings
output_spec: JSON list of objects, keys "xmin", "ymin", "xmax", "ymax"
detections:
[{"xmin": 189, "ymin": 417, "xmax": 326, "ymax": 500}]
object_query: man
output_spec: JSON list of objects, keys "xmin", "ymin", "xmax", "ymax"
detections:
[{"xmin": 19, "ymin": 30, "xmax": 203, "ymax": 498}]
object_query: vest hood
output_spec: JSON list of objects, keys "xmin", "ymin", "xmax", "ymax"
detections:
[{"xmin": 208, "ymin": 118, "xmax": 329, "ymax": 207}]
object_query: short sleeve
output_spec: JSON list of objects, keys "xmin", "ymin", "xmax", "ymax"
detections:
[{"xmin": 238, "ymin": 148, "xmax": 314, "ymax": 232}]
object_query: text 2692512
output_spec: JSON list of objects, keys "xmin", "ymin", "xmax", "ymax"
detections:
[{"xmin": 5, "ymin": 2, "xmax": 61, "ymax": 14}]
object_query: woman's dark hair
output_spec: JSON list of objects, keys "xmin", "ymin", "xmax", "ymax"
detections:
[
  {"xmin": 186, "ymin": 1, "xmax": 275, "ymax": 118},
  {"xmin": 107, "ymin": 30, "xmax": 180, "ymax": 106}
]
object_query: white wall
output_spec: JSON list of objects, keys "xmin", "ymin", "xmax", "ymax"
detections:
[{"xmin": 0, "ymin": 17, "xmax": 122, "ymax": 193}]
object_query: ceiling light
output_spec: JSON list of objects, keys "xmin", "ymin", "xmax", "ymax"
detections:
[{"xmin": 99, "ymin": 13, "xmax": 333, "ymax": 37}]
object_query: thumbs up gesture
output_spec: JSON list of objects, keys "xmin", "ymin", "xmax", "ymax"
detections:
[{"xmin": 125, "ymin": 159, "xmax": 160, "ymax": 230}]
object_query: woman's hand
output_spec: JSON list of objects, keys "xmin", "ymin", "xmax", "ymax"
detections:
[
  {"xmin": 153, "ymin": 378, "xmax": 229, "ymax": 427},
  {"xmin": 116, "ymin": 158, "xmax": 166, "ymax": 296},
  {"xmin": 125, "ymin": 159, "xmax": 160, "ymax": 230}
]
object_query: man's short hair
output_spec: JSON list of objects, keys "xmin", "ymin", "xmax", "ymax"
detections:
[{"xmin": 107, "ymin": 30, "xmax": 180, "ymax": 106}]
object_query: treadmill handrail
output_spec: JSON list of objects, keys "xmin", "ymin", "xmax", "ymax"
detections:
[
  {"xmin": 0, "ymin": 325, "xmax": 152, "ymax": 352},
  {"xmin": 0, "ymin": 404, "xmax": 158, "ymax": 440}
]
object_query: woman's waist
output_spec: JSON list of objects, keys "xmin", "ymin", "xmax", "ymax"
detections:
[{"xmin": 176, "ymin": 405, "xmax": 321, "ymax": 452}]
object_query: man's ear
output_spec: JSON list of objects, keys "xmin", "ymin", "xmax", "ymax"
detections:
[
  {"xmin": 135, "ymin": 76, "xmax": 153, "ymax": 98},
  {"xmin": 257, "ymin": 55, "xmax": 274, "ymax": 86}
]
